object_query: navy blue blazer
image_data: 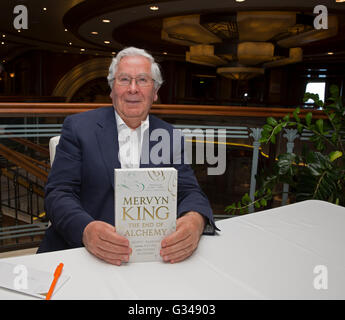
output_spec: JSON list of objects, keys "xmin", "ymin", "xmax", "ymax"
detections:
[{"xmin": 38, "ymin": 106, "xmax": 215, "ymax": 253}]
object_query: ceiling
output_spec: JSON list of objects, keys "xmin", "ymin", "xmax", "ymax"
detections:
[{"xmin": 1, "ymin": 0, "xmax": 345, "ymax": 67}]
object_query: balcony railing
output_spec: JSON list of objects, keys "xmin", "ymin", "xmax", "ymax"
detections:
[{"xmin": 0, "ymin": 102, "xmax": 327, "ymax": 118}]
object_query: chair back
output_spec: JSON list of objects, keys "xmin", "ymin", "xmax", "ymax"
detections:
[{"xmin": 49, "ymin": 136, "xmax": 60, "ymax": 166}]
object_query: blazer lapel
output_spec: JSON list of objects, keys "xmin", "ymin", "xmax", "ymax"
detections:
[{"xmin": 95, "ymin": 107, "xmax": 121, "ymax": 188}]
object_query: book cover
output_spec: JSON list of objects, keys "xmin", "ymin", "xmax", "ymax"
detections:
[{"xmin": 115, "ymin": 168, "xmax": 177, "ymax": 262}]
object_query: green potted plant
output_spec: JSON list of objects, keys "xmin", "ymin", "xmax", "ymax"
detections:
[{"xmin": 225, "ymin": 84, "xmax": 345, "ymax": 214}]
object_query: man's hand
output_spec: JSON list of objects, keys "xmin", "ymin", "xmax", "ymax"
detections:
[
  {"xmin": 160, "ymin": 211, "xmax": 205, "ymax": 264},
  {"xmin": 82, "ymin": 221, "xmax": 132, "ymax": 266}
]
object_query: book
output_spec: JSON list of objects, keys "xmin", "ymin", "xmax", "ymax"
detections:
[{"xmin": 115, "ymin": 168, "xmax": 177, "ymax": 262}]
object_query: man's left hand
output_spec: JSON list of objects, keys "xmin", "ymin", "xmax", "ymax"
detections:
[{"xmin": 160, "ymin": 211, "xmax": 205, "ymax": 263}]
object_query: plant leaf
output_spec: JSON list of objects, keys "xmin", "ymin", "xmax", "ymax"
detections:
[
  {"xmin": 241, "ymin": 193, "xmax": 252, "ymax": 205},
  {"xmin": 263, "ymin": 124, "xmax": 273, "ymax": 132},
  {"xmin": 329, "ymin": 151, "xmax": 343, "ymax": 162},
  {"xmin": 305, "ymin": 112, "xmax": 312, "ymax": 127},
  {"xmin": 293, "ymin": 107, "xmax": 301, "ymax": 122},
  {"xmin": 267, "ymin": 117, "xmax": 278, "ymax": 127},
  {"xmin": 271, "ymin": 134, "xmax": 276, "ymax": 144},
  {"xmin": 260, "ymin": 198, "xmax": 267, "ymax": 207},
  {"xmin": 224, "ymin": 203, "xmax": 236, "ymax": 214},
  {"xmin": 316, "ymin": 119, "xmax": 324, "ymax": 134}
]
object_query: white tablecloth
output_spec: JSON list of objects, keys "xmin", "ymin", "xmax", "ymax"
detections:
[{"xmin": 1, "ymin": 200, "xmax": 345, "ymax": 299}]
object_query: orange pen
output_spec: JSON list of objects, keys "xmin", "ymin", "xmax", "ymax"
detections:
[{"xmin": 45, "ymin": 263, "xmax": 64, "ymax": 300}]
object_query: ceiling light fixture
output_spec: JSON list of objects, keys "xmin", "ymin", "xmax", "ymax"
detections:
[
  {"xmin": 235, "ymin": 0, "xmax": 246, "ymax": 2},
  {"xmin": 43, "ymin": 7, "xmax": 47, "ymax": 11},
  {"xmin": 150, "ymin": 6, "xmax": 159, "ymax": 11},
  {"xmin": 102, "ymin": 19, "xmax": 111, "ymax": 23},
  {"xmin": 336, "ymin": 0, "xmax": 345, "ymax": 3},
  {"xmin": 91, "ymin": 31, "xmax": 98, "ymax": 35},
  {"xmin": 327, "ymin": 52, "xmax": 334, "ymax": 55},
  {"xmin": 104, "ymin": 41, "xmax": 111, "ymax": 44},
  {"xmin": 80, "ymin": 48, "xmax": 85, "ymax": 51},
  {"xmin": 64, "ymin": 29, "xmax": 68, "ymax": 32}
]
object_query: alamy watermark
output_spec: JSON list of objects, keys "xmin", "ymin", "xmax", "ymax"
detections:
[
  {"xmin": 13, "ymin": 5, "xmax": 28, "ymax": 30},
  {"xmin": 313, "ymin": 265, "xmax": 328, "ymax": 290},
  {"xmin": 313, "ymin": 5, "xmax": 328, "ymax": 30},
  {"xmin": 118, "ymin": 128, "xmax": 227, "ymax": 175},
  {"xmin": 13, "ymin": 264, "xmax": 28, "ymax": 290}
]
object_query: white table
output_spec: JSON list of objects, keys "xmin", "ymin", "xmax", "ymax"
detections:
[{"xmin": 1, "ymin": 200, "xmax": 345, "ymax": 300}]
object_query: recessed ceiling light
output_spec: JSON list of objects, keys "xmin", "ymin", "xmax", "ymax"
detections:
[
  {"xmin": 17, "ymin": 30, "xmax": 21, "ymax": 33},
  {"xmin": 43, "ymin": 7, "xmax": 47, "ymax": 11},
  {"xmin": 9, "ymin": 73, "xmax": 15, "ymax": 78},
  {"xmin": 1, "ymin": 42, "xmax": 4, "ymax": 45},
  {"xmin": 68, "ymin": 42, "xmax": 72, "ymax": 45},
  {"xmin": 149, "ymin": 6, "xmax": 159, "ymax": 11},
  {"xmin": 91, "ymin": 31, "xmax": 99, "ymax": 35},
  {"xmin": 102, "ymin": 19, "xmax": 111, "ymax": 23},
  {"xmin": 163, "ymin": 52, "xmax": 167, "ymax": 55},
  {"xmin": 327, "ymin": 52, "xmax": 334, "ymax": 55},
  {"xmin": 104, "ymin": 41, "xmax": 111, "ymax": 44},
  {"xmin": 235, "ymin": 0, "xmax": 246, "ymax": 2},
  {"xmin": 2, "ymin": 34, "xmax": 5, "ymax": 38},
  {"xmin": 112, "ymin": 52, "xmax": 116, "ymax": 55},
  {"xmin": 64, "ymin": 29, "xmax": 68, "ymax": 32},
  {"xmin": 80, "ymin": 48, "xmax": 85, "ymax": 51}
]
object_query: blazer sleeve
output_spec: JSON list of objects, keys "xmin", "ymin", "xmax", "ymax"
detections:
[{"xmin": 44, "ymin": 116, "xmax": 94, "ymax": 247}]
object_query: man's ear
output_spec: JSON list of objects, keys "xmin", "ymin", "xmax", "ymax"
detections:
[{"xmin": 153, "ymin": 89, "xmax": 159, "ymax": 102}]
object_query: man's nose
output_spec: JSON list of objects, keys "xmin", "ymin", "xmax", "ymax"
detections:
[{"xmin": 127, "ymin": 78, "xmax": 139, "ymax": 92}]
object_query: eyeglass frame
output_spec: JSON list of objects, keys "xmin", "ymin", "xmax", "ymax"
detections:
[{"xmin": 112, "ymin": 73, "xmax": 156, "ymax": 87}]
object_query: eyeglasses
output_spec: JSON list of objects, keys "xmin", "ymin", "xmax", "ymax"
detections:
[{"xmin": 114, "ymin": 74, "xmax": 155, "ymax": 87}]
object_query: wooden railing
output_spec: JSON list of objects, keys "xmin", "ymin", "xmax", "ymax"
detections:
[
  {"xmin": 0, "ymin": 103, "xmax": 327, "ymax": 118},
  {"xmin": 0, "ymin": 144, "xmax": 49, "ymax": 182},
  {"xmin": 10, "ymin": 137, "xmax": 50, "ymax": 157}
]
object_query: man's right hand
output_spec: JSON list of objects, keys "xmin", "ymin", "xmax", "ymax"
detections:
[{"xmin": 82, "ymin": 221, "xmax": 132, "ymax": 266}]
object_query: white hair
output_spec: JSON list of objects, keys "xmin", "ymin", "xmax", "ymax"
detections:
[{"xmin": 107, "ymin": 47, "xmax": 163, "ymax": 90}]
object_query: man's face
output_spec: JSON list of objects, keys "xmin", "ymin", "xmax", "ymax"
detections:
[{"xmin": 110, "ymin": 55, "xmax": 158, "ymax": 127}]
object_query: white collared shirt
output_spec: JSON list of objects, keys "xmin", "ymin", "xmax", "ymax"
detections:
[{"xmin": 114, "ymin": 110, "xmax": 149, "ymax": 168}]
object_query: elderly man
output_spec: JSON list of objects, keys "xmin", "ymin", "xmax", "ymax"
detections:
[{"xmin": 38, "ymin": 47, "xmax": 216, "ymax": 264}]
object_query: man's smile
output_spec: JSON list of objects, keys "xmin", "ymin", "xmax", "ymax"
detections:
[{"xmin": 125, "ymin": 99, "xmax": 142, "ymax": 104}]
